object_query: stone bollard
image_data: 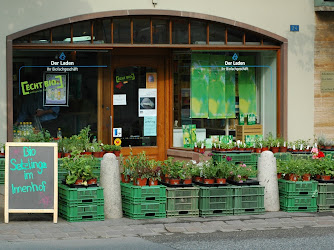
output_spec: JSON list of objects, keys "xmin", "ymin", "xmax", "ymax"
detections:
[
  {"xmin": 100, "ymin": 153, "xmax": 123, "ymax": 218},
  {"xmin": 257, "ymin": 151, "xmax": 280, "ymax": 212}
]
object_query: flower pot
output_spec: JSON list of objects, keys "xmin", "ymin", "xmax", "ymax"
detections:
[
  {"xmin": 82, "ymin": 152, "xmax": 92, "ymax": 155},
  {"xmin": 289, "ymin": 174, "xmax": 298, "ymax": 182},
  {"xmin": 194, "ymin": 176, "xmax": 203, "ymax": 183},
  {"xmin": 121, "ymin": 174, "xmax": 130, "ymax": 183},
  {"xmin": 87, "ymin": 178, "xmax": 97, "ymax": 185},
  {"xmin": 277, "ymin": 173, "xmax": 282, "ymax": 179},
  {"xmin": 321, "ymin": 175, "xmax": 331, "ymax": 181},
  {"xmin": 254, "ymin": 148, "xmax": 262, "ymax": 153},
  {"xmin": 271, "ymin": 147, "xmax": 279, "ymax": 153},
  {"xmin": 302, "ymin": 174, "xmax": 311, "ymax": 181},
  {"xmin": 204, "ymin": 178, "xmax": 215, "ymax": 184},
  {"xmin": 315, "ymin": 174, "xmax": 321, "ymax": 179},
  {"xmin": 261, "ymin": 147, "xmax": 269, "ymax": 152},
  {"xmin": 136, "ymin": 177, "xmax": 147, "ymax": 186},
  {"xmin": 58, "ymin": 152, "xmax": 62, "ymax": 158},
  {"xmin": 284, "ymin": 174, "xmax": 290, "ymax": 180},
  {"xmin": 183, "ymin": 179, "xmax": 192, "ymax": 184},
  {"xmin": 215, "ymin": 178, "xmax": 226, "ymax": 184},
  {"xmin": 64, "ymin": 153, "xmax": 71, "ymax": 158},
  {"xmin": 194, "ymin": 147, "xmax": 199, "ymax": 152},
  {"xmin": 113, "ymin": 150, "xmax": 121, "ymax": 157},
  {"xmin": 324, "ymin": 146, "xmax": 331, "ymax": 150},
  {"xmin": 279, "ymin": 146, "xmax": 288, "ymax": 152},
  {"xmin": 93, "ymin": 152, "xmax": 102, "ymax": 158},
  {"xmin": 199, "ymin": 147, "xmax": 206, "ymax": 154},
  {"xmin": 149, "ymin": 179, "xmax": 158, "ymax": 186},
  {"xmin": 75, "ymin": 179, "xmax": 84, "ymax": 185},
  {"xmin": 169, "ymin": 179, "xmax": 181, "ymax": 185}
]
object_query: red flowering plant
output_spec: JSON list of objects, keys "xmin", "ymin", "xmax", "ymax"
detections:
[
  {"xmin": 311, "ymin": 147, "xmax": 325, "ymax": 159},
  {"xmin": 232, "ymin": 162, "xmax": 257, "ymax": 183}
]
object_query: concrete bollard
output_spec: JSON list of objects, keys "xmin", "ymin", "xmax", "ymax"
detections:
[
  {"xmin": 257, "ymin": 151, "xmax": 280, "ymax": 212},
  {"xmin": 100, "ymin": 153, "xmax": 123, "ymax": 218}
]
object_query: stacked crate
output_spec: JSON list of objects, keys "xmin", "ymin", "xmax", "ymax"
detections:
[
  {"xmin": 166, "ymin": 187, "xmax": 199, "ymax": 217},
  {"xmin": 0, "ymin": 158, "xmax": 4, "ymax": 184},
  {"xmin": 58, "ymin": 183, "xmax": 104, "ymax": 222},
  {"xmin": 274, "ymin": 153, "xmax": 292, "ymax": 162},
  {"xmin": 121, "ymin": 182, "xmax": 166, "ymax": 219},
  {"xmin": 279, "ymin": 179, "xmax": 318, "ymax": 212},
  {"xmin": 317, "ymin": 183, "xmax": 334, "ymax": 212},
  {"xmin": 199, "ymin": 186, "xmax": 234, "ymax": 217},
  {"xmin": 233, "ymin": 185, "xmax": 265, "ymax": 215}
]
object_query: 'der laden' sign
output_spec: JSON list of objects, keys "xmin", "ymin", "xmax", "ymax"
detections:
[{"xmin": 5, "ymin": 142, "xmax": 58, "ymax": 223}]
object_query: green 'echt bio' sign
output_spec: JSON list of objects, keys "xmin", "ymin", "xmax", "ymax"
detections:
[{"xmin": 21, "ymin": 75, "xmax": 64, "ymax": 95}]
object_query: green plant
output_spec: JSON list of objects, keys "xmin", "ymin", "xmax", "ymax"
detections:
[
  {"xmin": 169, "ymin": 160, "xmax": 184, "ymax": 179},
  {"xmin": 102, "ymin": 144, "xmax": 113, "ymax": 152},
  {"xmin": 233, "ymin": 163, "xmax": 257, "ymax": 182},
  {"xmin": 190, "ymin": 161, "xmax": 202, "ymax": 177},
  {"xmin": 91, "ymin": 141, "xmax": 102, "ymax": 152},
  {"xmin": 215, "ymin": 160, "xmax": 234, "ymax": 179},
  {"xmin": 202, "ymin": 159, "xmax": 216, "ymax": 179},
  {"xmin": 147, "ymin": 159, "xmax": 162, "ymax": 181},
  {"xmin": 111, "ymin": 145, "xmax": 122, "ymax": 151},
  {"xmin": 24, "ymin": 130, "xmax": 52, "ymax": 142}
]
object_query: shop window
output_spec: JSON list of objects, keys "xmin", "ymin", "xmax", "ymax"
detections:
[
  {"xmin": 133, "ymin": 18, "xmax": 151, "ymax": 44},
  {"xmin": 209, "ymin": 23, "xmax": 226, "ymax": 45},
  {"xmin": 245, "ymin": 32, "xmax": 261, "ymax": 45},
  {"xmin": 172, "ymin": 19, "xmax": 189, "ymax": 44},
  {"xmin": 13, "ymin": 35, "xmax": 30, "ymax": 44},
  {"xmin": 152, "ymin": 19, "xmax": 169, "ymax": 44},
  {"xmin": 113, "ymin": 18, "xmax": 131, "ymax": 44},
  {"xmin": 93, "ymin": 19, "xmax": 111, "ymax": 44},
  {"xmin": 191, "ymin": 20, "xmax": 207, "ymax": 44},
  {"xmin": 31, "ymin": 30, "xmax": 50, "ymax": 44},
  {"xmin": 52, "ymin": 24, "xmax": 71, "ymax": 43},
  {"xmin": 172, "ymin": 51, "xmax": 277, "ymax": 148},
  {"xmin": 72, "ymin": 21, "xmax": 92, "ymax": 44},
  {"xmin": 227, "ymin": 27, "xmax": 244, "ymax": 45}
]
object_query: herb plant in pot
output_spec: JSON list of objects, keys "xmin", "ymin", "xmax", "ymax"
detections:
[
  {"xmin": 169, "ymin": 160, "xmax": 184, "ymax": 185},
  {"xmin": 181, "ymin": 161, "xmax": 193, "ymax": 184},
  {"xmin": 147, "ymin": 159, "xmax": 162, "ymax": 186},
  {"xmin": 215, "ymin": 160, "xmax": 233, "ymax": 184},
  {"xmin": 202, "ymin": 159, "xmax": 216, "ymax": 184},
  {"xmin": 111, "ymin": 145, "xmax": 122, "ymax": 157}
]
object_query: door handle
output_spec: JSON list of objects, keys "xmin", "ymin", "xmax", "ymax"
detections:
[{"xmin": 110, "ymin": 115, "xmax": 113, "ymax": 144}]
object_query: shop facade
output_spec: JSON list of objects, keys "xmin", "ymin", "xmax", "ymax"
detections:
[{"xmin": 2, "ymin": 1, "xmax": 316, "ymax": 159}]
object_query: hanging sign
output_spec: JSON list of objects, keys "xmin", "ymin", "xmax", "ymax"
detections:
[
  {"xmin": 4, "ymin": 142, "xmax": 58, "ymax": 223},
  {"xmin": 43, "ymin": 72, "xmax": 69, "ymax": 107}
]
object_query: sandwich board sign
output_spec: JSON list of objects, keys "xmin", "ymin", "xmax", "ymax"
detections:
[{"xmin": 4, "ymin": 142, "xmax": 58, "ymax": 223}]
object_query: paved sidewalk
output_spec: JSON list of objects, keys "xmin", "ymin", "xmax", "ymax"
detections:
[{"xmin": 1, "ymin": 186, "xmax": 334, "ymax": 242}]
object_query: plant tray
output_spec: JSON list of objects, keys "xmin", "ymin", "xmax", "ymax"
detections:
[
  {"xmin": 234, "ymin": 195, "xmax": 264, "ymax": 210},
  {"xmin": 121, "ymin": 182, "xmax": 166, "ymax": 203},
  {"xmin": 58, "ymin": 201, "xmax": 104, "ymax": 218},
  {"xmin": 199, "ymin": 196, "xmax": 233, "ymax": 211},
  {"xmin": 159, "ymin": 181, "xmax": 193, "ymax": 188},
  {"xmin": 317, "ymin": 192, "xmax": 334, "ymax": 206},
  {"xmin": 227, "ymin": 179, "xmax": 259, "ymax": 186},
  {"xmin": 58, "ymin": 183, "xmax": 104, "ymax": 203},
  {"xmin": 199, "ymin": 208, "xmax": 233, "ymax": 217},
  {"xmin": 193, "ymin": 181, "xmax": 228, "ymax": 187},
  {"xmin": 233, "ymin": 207, "xmax": 265, "ymax": 215},
  {"xmin": 199, "ymin": 186, "xmax": 235, "ymax": 198},
  {"xmin": 166, "ymin": 210, "xmax": 199, "ymax": 218},
  {"xmin": 278, "ymin": 179, "xmax": 318, "ymax": 197},
  {"xmin": 318, "ymin": 183, "xmax": 334, "ymax": 193},
  {"xmin": 59, "ymin": 212, "xmax": 104, "ymax": 222}
]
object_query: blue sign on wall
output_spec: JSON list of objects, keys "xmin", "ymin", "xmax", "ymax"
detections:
[{"xmin": 290, "ymin": 25, "xmax": 299, "ymax": 32}]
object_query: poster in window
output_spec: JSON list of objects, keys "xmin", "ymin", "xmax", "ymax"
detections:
[
  {"xmin": 138, "ymin": 88, "xmax": 157, "ymax": 117},
  {"xmin": 43, "ymin": 73, "xmax": 69, "ymax": 107},
  {"xmin": 146, "ymin": 72, "xmax": 157, "ymax": 88}
]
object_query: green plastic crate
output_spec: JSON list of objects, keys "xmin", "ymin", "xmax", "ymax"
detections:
[
  {"xmin": 200, "ymin": 196, "xmax": 233, "ymax": 211},
  {"xmin": 280, "ymin": 205, "xmax": 317, "ymax": 212},
  {"xmin": 59, "ymin": 212, "xmax": 104, "ymax": 222},
  {"xmin": 199, "ymin": 185, "xmax": 235, "ymax": 198},
  {"xmin": 199, "ymin": 208, "xmax": 233, "ymax": 217},
  {"xmin": 212, "ymin": 153, "xmax": 258, "ymax": 164},
  {"xmin": 318, "ymin": 205, "xmax": 334, "ymax": 212},
  {"xmin": 233, "ymin": 207, "xmax": 265, "ymax": 215},
  {"xmin": 167, "ymin": 210, "xmax": 199, "ymax": 218},
  {"xmin": 274, "ymin": 153, "xmax": 292, "ymax": 161},
  {"xmin": 291, "ymin": 154, "xmax": 312, "ymax": 159},
  {"xmin": 122, "ymin": 200, "xmax": 166, "ymax": 219},
  {"xmin": 0, "ymin": 158, "xmax": 5, "ymax": 167},
  {"xmin": 234, "ymin": 185, "xmax": 265, "ymax": 196},
  {"xmin": 167, "ymin": 196, "xmax": 199, "ymax": 211},
  {"xmin": 59, "ymin": 200, "xmax": 104, "ymax": 218},
  {"xmin": 234, "ymin": 194, "xmax": 264, "ymax": 210},
  {"xmin": 278, "ymin": 179, "xmax": 318, "ymax": 197},
  {"xmin": 0, "ymin": 171, "xmax": 4, "ymax": 184},
  {"xmin": 318, "ymin": 183, "xmax": 334, "ymax": 193},
  {"xmin": 317, "ymin": 192, "xmax": 334, "ymax": 207},
  {"xmin": 58, "ymin": 184, "xmax": 104, "ymax": 203},
  {"xmin": 121, "ymin": 182, "xmax": 166, "ymax": 203},
  {"xmin": 323, "ymin": 151, "xmax": 334, "ymax": 159},
  {"xmin": 166, "ymin": 187, "xmax": 199, "ymax": 198},
  {"xmin": 280, "ymin": 195, "xmax": 317, "ymax": 208}
]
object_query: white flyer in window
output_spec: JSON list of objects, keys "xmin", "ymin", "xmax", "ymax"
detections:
[
  {"xmin": 113, "ymin": 94, "xmax": 127, "ymax": 105},
  {"xmin": 138, "ymin": 88, "xmax": 157, "ymax": 117}
]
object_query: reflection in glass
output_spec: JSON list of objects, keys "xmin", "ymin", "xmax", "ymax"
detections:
[
  {"xmin": 172, "ymin": 19, "xmax": 188, "ymax": 44},
  {"xmin": 246, "ymin": 31, "xmax": 261, "ymax": 45},
  {"xmin": 31, "ymin": 30, "xmax": 50, "ymax": 44},
  {"xmin": 227, "ymin": 27, "xmax": 243, "ymax": 45},
  {"xmin": 113, "ymin": 18, "xmax": 131, "ymax": 44},
  {"xmin": 13, "ymin": 35, "xmax": 30, "ymax": 44},
  {"xmin": 72, "ymin": 21, "xmax": 92, "ymax": 43},
  {"xmin": 93, "ymin": 19, "xmax": 111, "ymax": 44},
  {"xmin": 152, "ymin": 19, "xmax": 169, "ymax": 44},
  {"xmin": 191, "ymin": 20, "xmax": 206, "ymax": 45},
  {"xmin": 52, "ymin": 25, "xmax": 71, "ymax": 43},
  {"xmin": 209, "ymin": 23, "xmax": 225, "ymax": 45},
  {"xmin": 133, "ymin": 18, "xmax": 150, "ymax": 44}
]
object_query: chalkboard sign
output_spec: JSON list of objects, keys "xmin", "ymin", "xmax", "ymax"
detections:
[{"xmin": 5, "ymin": 142, "xmax": 58, "ymax": 223}]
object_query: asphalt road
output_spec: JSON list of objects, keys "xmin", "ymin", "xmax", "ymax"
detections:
[{"xmin": 1, "ymin": 226, "xmax": 334, "ymax": 250}]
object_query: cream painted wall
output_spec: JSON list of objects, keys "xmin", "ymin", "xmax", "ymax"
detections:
[{"xmin": 0, "ymin": 0, "xmax": 315, "ymax": 142}]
